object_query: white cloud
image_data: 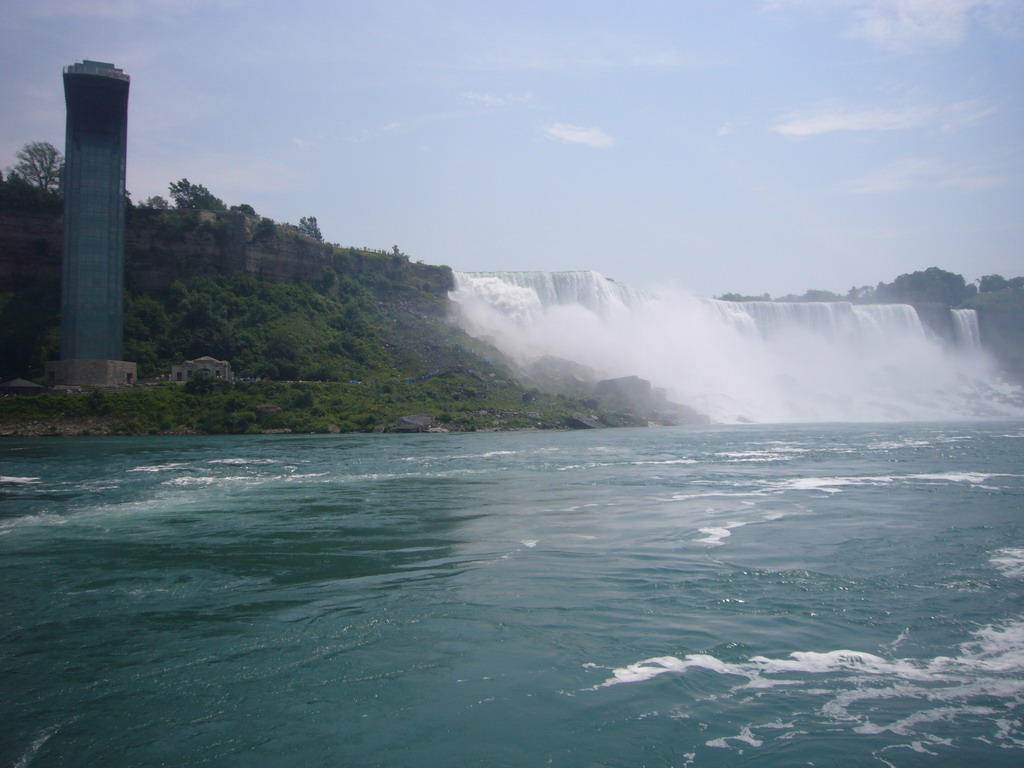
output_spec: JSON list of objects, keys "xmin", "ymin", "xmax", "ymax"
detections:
[
  {"xmin": 774, "ymin": 104, "xmax": 933, "ymax": 136},
  {"xmin": 938, "ymin": 99, "xmax": 999, "ymax": 131},
  {"xmin": 765, "ymin": 0, "xmax": 1018, "ymax": 51},
  {"xmin": 847, "ymin": 0, "xmax": 1000, "ymax": 50},
  {"xmin": 542, "ymin": 123, "xmax": 615, "ymax": 149},
  {"xmin": 843, "ymin": 157, "xmax": 1007, "ymax": 193},
  {"xmin": 462, "ymin": 92, "xmax": 535, "ymax": 107},
  {"xmin": 773, "ymin": 100, "xmax": 994, "ymax": 137}
]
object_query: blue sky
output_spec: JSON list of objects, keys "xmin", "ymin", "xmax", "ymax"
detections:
[{"xmin": 2, "ymin": 0, "xmax": 1021, "ymax": 297}]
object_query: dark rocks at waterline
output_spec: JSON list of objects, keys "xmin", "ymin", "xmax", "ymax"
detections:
[
  {"xmin": 567, "ymin": 412, "xmax": 606, "ymax": 429},
  {"xmin": 394, "ymin": 414, "xmax": 445, "ymax": 433},
  {"xmin": 595, "ymin": 375, "xmax": 653, "ymax": 411},
  {"xmin": 594, "ymin": 375, "xmax": 711, "ymax": 426}
]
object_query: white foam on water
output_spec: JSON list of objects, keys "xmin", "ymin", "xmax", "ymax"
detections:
[
  {"xmin": 883, "ymin": 628, "xmax": 912, "ymax": 653},
  {"xmin": 74, "ymin": 480, "xmax": 123, "ymax": 494},
  {"xmin": 0, "ymin": 511, "xmax": 70, "ymax": 534},
  {"xmin": 521, "ymin": 540, "xmax": 538, "ymax": 548},
  {"xmin": 13, "ymin": 724, "xmax": 60, "ymax": 768},
  {"xmin": 451, "ymin": 450, "xmax": 520, "ymax": 459},
  {"xmin": 670, "ymin": 491, "xmax": 764, "ymax": 501},
  {"xmin": 777, "ymin": 476, "xmax": 878, "ymax": 493},
  {"xmin": 162, "ymin": 475, "xmax": 259, "ymax": 487},
  {"xmin": 629, "ymin": 458, "xmax": 699, "ymax": 466},
  {"xmin": 770, "ymin": 471, "xmax": 1009, "ymax": 495},
  {"xmin": 721, "ymin": 455, "xmax": 794, "ymax": 463},
  {"xmin": 0, "ymin": 475, "xmax": 41, "ymax": 485},
  {"xmin": 991, "ymin": 549, "xmax": 1024, "ymax": 578},
  {"xmin": 593, "ymin": 654, "xmax": 735, "ymax": 687},
  {"xmin": 556, "ymin": 462, "xmax": 615, "ymax": 472},
  {"xmin": 910, "ymin": 472, "xmax": 1006, "ymax": 484},
  {"xmin": 870, "ymin": 440, "xmax": 933, "ymax": 450},
  {"xmin": 695, "ymin": 522, "xmax": 747, "ymax": 545},
  {"xmin": 129, "ymin": 462, "xmax": 192, "ymax": 472},
  {"xmin": 706, "ymin": 725, "xmax": 763, "ymax": 749},
  {"xmin": 589, "ymin": 618, "xmax": 1024, "ymax": 751},
  {"xmin": 748, "ymin": 649, "xmax": 894, "ymax": 675},
  {"xmin": 715, "ymin": 450, "xmax": 802, "ymax": 462},
  {"xmin": 207, "ymin": 458, "xmax": 279, "ymax": 465}
]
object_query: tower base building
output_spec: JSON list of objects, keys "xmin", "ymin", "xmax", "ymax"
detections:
[{"xmin": 45, "ymin": 359, "xmax": 136, "ymax": 387}]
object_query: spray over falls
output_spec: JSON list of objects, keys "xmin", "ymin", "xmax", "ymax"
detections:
[{"xmin": 450, "ymin": 270, "xmax": 1021, "ymax": 424}]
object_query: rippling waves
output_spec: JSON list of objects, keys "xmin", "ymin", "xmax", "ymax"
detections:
[{"xmin": 2, "ymin": 422, "xmax": 1023, "ymax": 766}]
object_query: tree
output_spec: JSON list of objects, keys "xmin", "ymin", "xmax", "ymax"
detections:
[
  {"xmin": 10, "ymin": 141, "xmax": 63, "ymax": 192},
  {"xmin": 875, "ymin": 267, "xmax": 977, "ymax": 307},
  {"xmin": 782, "ymin": 289, "xmax": 841, "ymax": 303},
  {"xmin": 717, "ymin": 292, "xmax": 771, "ymax": 302},
  {"xmin": 846, "ymin": 285, "xmax": 876, "ymax": 303},
  {"xmin": 979, "ymin": 274, "xmax": 1009, "ymax": 294},
  {"xmin": 229, "ymin": 203, "xmax": 257, "ymax": 216},
  {"xmin": 141, "ymin": 195, "xmax": 170, "ymax": 210},
  {"xmin": 168, "ymin": 178, "xmax": 226, "ymax": 211},
  {"xmin": 298, "ymin": 216, "xmax": 323, "ymax": 241},
  {"xmin": 0, "ymin": 171, "xmax": 63, "ymax": 212}
]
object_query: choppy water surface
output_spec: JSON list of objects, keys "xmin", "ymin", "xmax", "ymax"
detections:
[{"xmin": 2, "ymin": 422, "xmax": 1023, "ymax": 766}]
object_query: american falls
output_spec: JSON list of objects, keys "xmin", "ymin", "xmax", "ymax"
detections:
[{"xmin": 449, "ymin": 271, "xmax": 1022, "ymax": 424}]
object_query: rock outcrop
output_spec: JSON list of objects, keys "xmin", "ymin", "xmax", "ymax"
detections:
[
  {"xmin": 394, "ymin": 414, "xmax": 437, "ymax": 432},
  {"xmin": 0, "ymin": 208, "xmax": 453, "ymax": 297},
  {"xmin": 567, "ymin": 412, "xmax": 605, "ymax": 429}
]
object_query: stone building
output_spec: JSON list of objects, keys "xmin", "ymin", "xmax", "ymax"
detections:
[{"xmin": 171, "ymin": 356, "xmax": 233, "ymax": 383}]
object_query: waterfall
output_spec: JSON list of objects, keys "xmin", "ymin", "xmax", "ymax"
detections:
[
  {"xmin": 457, "ymin": 271, "xmax": 649, "ymax": 315},
  {"xmin": 450, "ymin": 271, "xmax": 1021, "ymax": 424},
  {"xmin": 707, "ymin": 299, "xmax": 927, "ymax": 343},
  {"xmin": 951, "ymin": 308, "xmax": 981, "ymax": 348}
]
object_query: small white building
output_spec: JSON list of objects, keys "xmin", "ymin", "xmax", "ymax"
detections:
[{"xmin": 171, "ymin": 356, "xmax": 233, "ymax": 383}]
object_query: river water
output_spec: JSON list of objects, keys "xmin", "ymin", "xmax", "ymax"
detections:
[{"xmin": 2, "ymin": 422, "xmax": 1023, "ymax": 766}]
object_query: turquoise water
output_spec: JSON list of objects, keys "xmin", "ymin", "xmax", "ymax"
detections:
[{"xmin": 2, "ymin": 423, "xmax": 1023, "ymax": 766}]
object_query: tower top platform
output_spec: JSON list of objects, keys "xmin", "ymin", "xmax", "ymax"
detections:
[{"xmin": 64, "ymin": 60, "xmax": 129, "ymax": 82}]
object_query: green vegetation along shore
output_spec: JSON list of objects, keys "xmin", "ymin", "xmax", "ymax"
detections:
[
  {"xmin": 0, "ymin": 170, "xmax": 645, "ymax": 435},
  {"xmin": 0, "ymin": 377, "xmax": 646, "ymax": 437}
]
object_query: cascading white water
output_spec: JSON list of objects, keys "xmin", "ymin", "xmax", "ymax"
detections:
[
  {"xmin": 951, "ymin": 308, "xmax": 981, "ymax": 348},
  {"xmin": 450, "ymin": 271, "xmax": 1022, "ymax": 424}
]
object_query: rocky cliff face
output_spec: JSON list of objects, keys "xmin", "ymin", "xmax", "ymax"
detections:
[
  {"xmin": 0, "ymin": 210, "xmax": 62, "ymax": 285},
  {"xmin": 0, "ymin": 208, "xmax": 453, "ymax": 297}
]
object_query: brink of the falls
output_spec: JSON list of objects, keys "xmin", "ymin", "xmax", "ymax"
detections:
[{"xmin": 449, "ymin": 270, "xmax": 1023, "ymax": 424}]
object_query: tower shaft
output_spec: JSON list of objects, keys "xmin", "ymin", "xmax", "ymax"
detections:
[{"xmin": 60, "ymin": 60, "xmax": 129, "ymax": 361}]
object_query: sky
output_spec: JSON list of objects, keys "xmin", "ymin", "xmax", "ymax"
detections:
[{"xmin": 1, "ymin": 0, "xmax": 1022, "ymax": 298}]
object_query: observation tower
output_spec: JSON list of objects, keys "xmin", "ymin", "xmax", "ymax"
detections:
[{"xmin": 45, "ymin": 60, "xmax": 137, "ymax": 386}]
